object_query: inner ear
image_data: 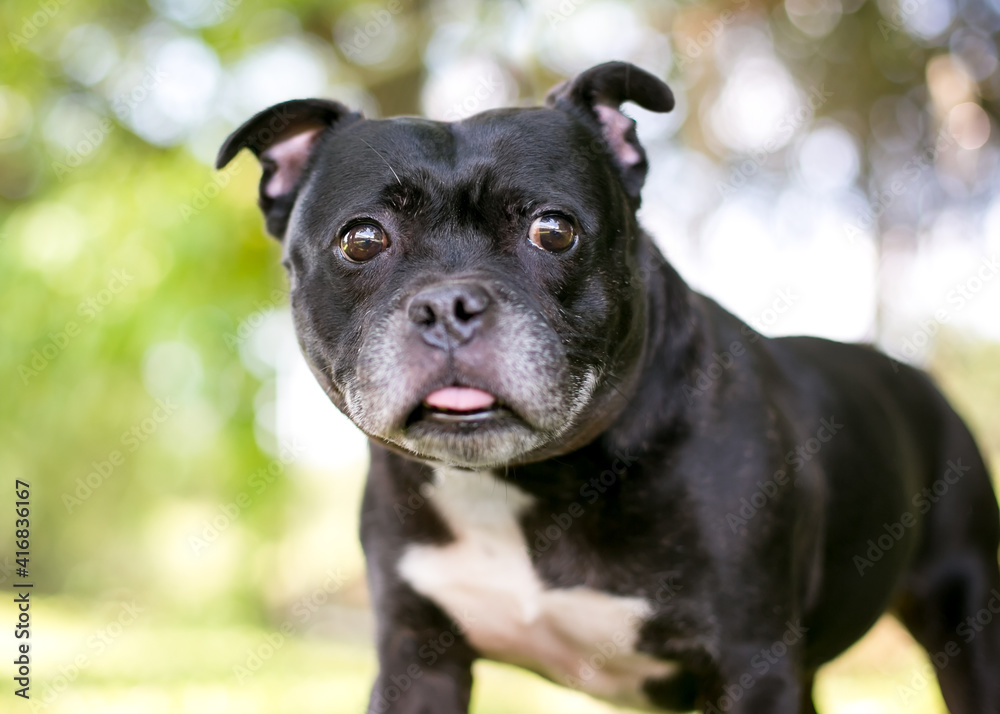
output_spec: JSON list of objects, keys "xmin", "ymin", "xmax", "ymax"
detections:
[
  {"xmin": 592, "ymin": 104, "xmax": 643, "ymax": 174},
  {"xmin": 260, "ymin": 128, "xmax": 324, "ymax": 199},
  {"xmin": 546, "ymin": 61, "xmax": 674, "ymax": 200},
  {"xmin": 216, "ymin": 99, "xmax": 360, "ymax": 239}
]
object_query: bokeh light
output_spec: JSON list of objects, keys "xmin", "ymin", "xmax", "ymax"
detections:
[{"xmin": 2, "ymin": 0, "xmax": 999, "ymax": 712}]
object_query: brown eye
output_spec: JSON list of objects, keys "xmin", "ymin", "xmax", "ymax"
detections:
[
  {"xmin": 340, "ymin": 223, "xmax": 389, "ymax": 262},
  {"xmin": 528, "ymin": 214, "xmax": 576, "ymax": 253}
]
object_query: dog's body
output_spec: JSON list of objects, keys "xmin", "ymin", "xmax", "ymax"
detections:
[{"xmin": 219, "ymin": 63, "xmax": 1000, "ymax": 712}]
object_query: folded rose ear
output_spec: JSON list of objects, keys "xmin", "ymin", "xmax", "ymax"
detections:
[
  {"xmin": 545, "ymin": 62, "xmax": 674, "ymax": 199},
  {"xmin": 216, "ymin": 99, "xmax": 361, "ymax": 238}
]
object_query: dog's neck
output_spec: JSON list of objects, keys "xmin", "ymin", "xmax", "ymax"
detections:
[{"xmin": 616, "ymin": 234, "xmax": 705, "ymax": 447}]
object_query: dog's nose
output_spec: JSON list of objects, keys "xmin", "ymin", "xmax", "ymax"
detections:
[{"xmin": 407, "ymin": 283, "xmax": 492, "ymax": 349}]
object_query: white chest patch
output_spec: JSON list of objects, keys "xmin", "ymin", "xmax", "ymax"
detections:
[{"xmin": 397, "ymin": 469, "xmax": 678, "ymax": 709}]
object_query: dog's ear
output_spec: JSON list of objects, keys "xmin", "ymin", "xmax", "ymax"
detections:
[
  {"xmin": 216, "ymin": 99, "xmax": 361, "ymax": 239},
  {"xmin": 546, "ymin": 62, "xmax": 674, "ymax": 199}
]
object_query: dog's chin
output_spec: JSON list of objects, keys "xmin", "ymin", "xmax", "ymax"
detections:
[
  {"xmin": 389, "ymin": 403, "xmax": 546, "ymax": 468},
  {"xmin": 343, "ymin": 367, "xmax": 599, "ymax": 468}
]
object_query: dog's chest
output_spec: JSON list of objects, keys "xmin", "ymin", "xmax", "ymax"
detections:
[{"xmin": 396, "ymin": 469, "xmax": 678, "ymax": 709}]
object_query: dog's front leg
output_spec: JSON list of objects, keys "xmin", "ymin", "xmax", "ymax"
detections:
[
  {"xmin": 702, "ymin": 644, "xmax": 805, "ymax": 714},
  {"xmin": 361, "ymin": 462, "xmax": 477, "ymax": 714},
  {"xmin": 364, "ymin": 578, "xmax": 477, "ymax": 714},
  {"xmin": 366, "ymin": 623, "xmax": 475, "ymax": 714}
]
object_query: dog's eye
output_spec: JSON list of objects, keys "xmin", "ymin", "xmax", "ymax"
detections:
[
  {"xmin": 340, "ymin": 223, "xmax": 389, "ymax": 262},
  {"xmin": 528, "ymin": 215, "xmax": 576, "ymax": 253}
]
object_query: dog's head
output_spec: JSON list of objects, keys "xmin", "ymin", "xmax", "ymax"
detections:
[{"xmin": 218, "ymin": 62, "xmax": 674, "ymax": 468}]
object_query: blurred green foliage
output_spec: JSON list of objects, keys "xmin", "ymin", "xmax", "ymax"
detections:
[{"xmin": 1, "ymin": 0, "xmax": 998, "ymax": 712}]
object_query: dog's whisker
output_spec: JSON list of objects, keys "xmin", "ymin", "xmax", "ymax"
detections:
[{"xmin": 360, "ymin": 138, "xmax": 402, "ymax": 186}]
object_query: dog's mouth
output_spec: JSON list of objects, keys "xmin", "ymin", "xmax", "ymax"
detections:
[
  {"xmin": 407, "ymin": 386, "xmax": 510, "ymax": 425},
  {"xmin": 393, "ymin": 384, "xmax": 549, "ymax": 466}
]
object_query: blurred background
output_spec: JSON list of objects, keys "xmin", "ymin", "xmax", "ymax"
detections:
[{"xmin": 1, "ymin": 0, "xmax": 999, "ymax": 711}]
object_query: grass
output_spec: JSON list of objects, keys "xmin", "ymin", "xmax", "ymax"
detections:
[{"xmin": 2, "ymin": 597, "xmax": 949, "ymax": 713}]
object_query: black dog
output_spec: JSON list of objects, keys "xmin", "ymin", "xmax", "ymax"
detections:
[{"xmin": 217, "ymin": 62, "xmax": 1000, "ymax": 713}]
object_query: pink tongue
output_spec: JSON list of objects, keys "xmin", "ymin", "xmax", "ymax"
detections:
[{"xmin": 424, "ymin": 387, "xmax": 496, "ymax": 412}]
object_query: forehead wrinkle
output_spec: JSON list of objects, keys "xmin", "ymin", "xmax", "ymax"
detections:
[
  {"xmin": 449, "ymin": 166, "xmax": 532, "ymax": 232},
  {"xmin": 355, "ymin": 114, "xmax": 603, "ymax": 238},
  {"xmin": 378, "ymin": 172, "xmax": 436, "ymax": 214}
]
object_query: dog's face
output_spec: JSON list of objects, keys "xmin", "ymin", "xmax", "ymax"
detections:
[{"xmin": 218, "ymin": 63, "xmax": 673, "ymax": 468}]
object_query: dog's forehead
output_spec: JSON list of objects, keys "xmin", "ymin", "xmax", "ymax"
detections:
[
  {"xmin": 323, "ymin": 108, "xmax": 598, "ymax": 177},
  {"xmin": 300, "ymin": 107, "xmax": 614, "ymax": 229}
]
